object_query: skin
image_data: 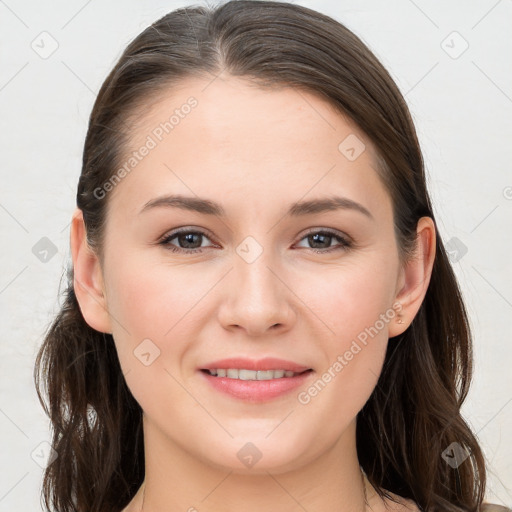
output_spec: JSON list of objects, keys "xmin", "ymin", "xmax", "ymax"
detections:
[{"xmin": 71, "ymin": 74, "xmax": 435, "ymax": 512}]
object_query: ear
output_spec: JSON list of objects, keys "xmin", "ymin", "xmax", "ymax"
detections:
[
  {"xmin": 388, "ymin": 216, "xmax": 436, "ymax": 337},
  {"xmin": 70, "ymin": 208, "xmax": 112, "ymax": 334}
]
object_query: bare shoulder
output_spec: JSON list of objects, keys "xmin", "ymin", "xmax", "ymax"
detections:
[
  {"xmin": 481, "ymin": 504, "xmax": 512, "ymax": 512},
  {"xmin": 377, "ymin": 495, "xmax": 511, "ymax": 512},
  {"xmin": 383, "ymin": 494, "xmax": 421, "ymax": 512},
  {"xmin": 365, "ymin": 487, "xmax": 421, "ymax": 512}
]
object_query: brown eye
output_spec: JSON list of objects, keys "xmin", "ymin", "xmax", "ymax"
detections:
[
  {"xmin": 159, "ymin": 229, "xmax": 215, "ymax": 254},
  {"xmin": 296, "ymin": 230, "xmax": 352, "ymax": 253}
]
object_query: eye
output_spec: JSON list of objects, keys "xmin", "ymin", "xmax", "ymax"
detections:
[
  {"xmin": 158, "ymin": 228, "xmax": 216, "ymax": 254},
  {"xmin": 295, "ymin": 229, "xmax": 352, "ymax": 253},
  {"xmin": 158, "ymin": 227, "xmax": 353, "ymax": 255}
]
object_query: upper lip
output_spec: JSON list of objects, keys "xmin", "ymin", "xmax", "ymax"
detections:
[{"xmin": 200, "ymin": 357, "xmax": 311, "ymax": 373}]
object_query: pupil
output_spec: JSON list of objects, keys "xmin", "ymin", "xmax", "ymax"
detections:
[
  {"xmin": 181, "ymin": 233, "xmax": 200, "ymax": 248},
  {"xmin": 310, "ymin": 233, "xmax": 330, "ymax": 248}
]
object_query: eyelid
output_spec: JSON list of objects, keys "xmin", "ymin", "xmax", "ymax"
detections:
[
  {"xmin": 299, "ymin": 226, "xmax": 352, "ymax": 241},
  {"xmin": 158, "ymin": 226, "xmax": 217, "ymax": 244}
]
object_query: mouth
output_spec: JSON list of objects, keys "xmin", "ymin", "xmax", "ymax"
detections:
[
  {"xmin": 198, "ymin": 365, "xmax": 314, "ymax": 402},
  {"xmin": 200, "ymin": 368, "xmax": 313, "ymax": 380}
]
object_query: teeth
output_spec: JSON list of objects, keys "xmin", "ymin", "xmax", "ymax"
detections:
[
  {"xmin": 240, "ymin": 369, "xmax": 257, "ymax": 380},
  {"xmin": 207, "ymin": 368, "xmax": 302, "ymax": 380}
]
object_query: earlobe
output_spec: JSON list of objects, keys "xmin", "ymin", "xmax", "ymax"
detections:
[
  {"xmin": 388, "ymin": 216, "xmax": 436, "ymax": 337},
  {"xmin": 70, "ymin": 208, "xmax": 112, "ymax": 334}
]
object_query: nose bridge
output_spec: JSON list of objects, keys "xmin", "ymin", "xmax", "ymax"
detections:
[
  {"xmin": 219, "ymin": 237, "xmax": 293, "ymax": 333},
  {"xmin": 236, "ymin": 247, "xmax": 278, "ymax": 302}
]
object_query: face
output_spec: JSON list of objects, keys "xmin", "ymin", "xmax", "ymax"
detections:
[{"xmin": 95, "ymin": 75, "xmax": 407, "ymax": 473}]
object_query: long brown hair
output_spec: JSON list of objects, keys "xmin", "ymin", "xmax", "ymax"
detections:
[{"xmin": 34, "ymin": 1, "xmax": 489, "ymax": 511}]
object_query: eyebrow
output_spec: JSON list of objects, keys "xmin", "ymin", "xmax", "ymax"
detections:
[{"xmin": 140, "ymin": 194, "xmax": 373, "ymax": 220}]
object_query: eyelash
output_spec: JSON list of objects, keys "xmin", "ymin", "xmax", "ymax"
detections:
[{"xmin": 157, "ymin": 227, "xmax": 353, "ymax": 255}]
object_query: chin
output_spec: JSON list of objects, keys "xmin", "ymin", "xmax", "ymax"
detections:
[{"xmin": 195, "ymin": 434, "xmax": 314, "ymax": 475}]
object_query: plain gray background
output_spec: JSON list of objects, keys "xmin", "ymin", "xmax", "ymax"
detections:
[{"xmin": 0, "ymin": 0, "xmax": 511, "ymax": 510}]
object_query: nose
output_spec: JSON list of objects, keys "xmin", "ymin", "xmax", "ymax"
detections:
[{"xmin": 217, "ymin": 250, "xmax": 296, "ymax": 337}]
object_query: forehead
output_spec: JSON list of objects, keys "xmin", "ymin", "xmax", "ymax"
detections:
[{"xmin": 106, "ymin": 75, "xmax": 392, "ymax": 222}]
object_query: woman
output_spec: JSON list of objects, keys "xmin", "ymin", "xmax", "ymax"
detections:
[{"xmin": 34, "ymin": 1, "xmax": 507, "ymax": 511}]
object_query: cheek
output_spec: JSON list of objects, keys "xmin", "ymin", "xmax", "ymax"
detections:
[
  {"xmin": 103, "ymin": 255, "xmax": 215, "ymax": 414},
  {"xmin": 107, "ymin": 254, "xmax": 210, "ymax": 336},
  {"xmin": 103, "ymin": 253, "xmax": 214, "ymax": 379},
  {"xmin": 297, "ymin": 258, "xmax": 397, "ymax": 344},
  {"xmin": 293, "ymin": 260, "xmax": 397, "ymax": 410}
]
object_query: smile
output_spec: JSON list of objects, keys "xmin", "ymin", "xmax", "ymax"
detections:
[
  {"xmin": 203, "ymin": 368, "xmax": 311, "ymax": 380},
  {"xmin": 199, "ymin": 368, "xmax": 314, "ymax": 402}
]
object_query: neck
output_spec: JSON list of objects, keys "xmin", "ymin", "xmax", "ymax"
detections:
[{"xmin": 132, "ymin": 417, "xmax": 372, "ymax": 512}]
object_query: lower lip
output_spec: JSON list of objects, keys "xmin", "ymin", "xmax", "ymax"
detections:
[{"xmin": 199, "ymin": 370, "xmax": 314, "ymax": 402}]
